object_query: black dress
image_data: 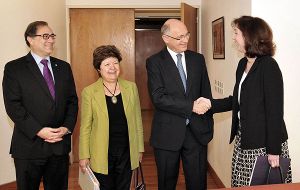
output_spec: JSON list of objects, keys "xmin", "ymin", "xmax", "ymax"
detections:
[{"xmin": 94, "ymin": 93, "xmax": 132, "ymax": 190}]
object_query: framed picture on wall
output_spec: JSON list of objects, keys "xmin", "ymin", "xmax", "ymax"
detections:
[{"xmin": 212, "ymin": 17, "xmax": 225, "ymax": 59}]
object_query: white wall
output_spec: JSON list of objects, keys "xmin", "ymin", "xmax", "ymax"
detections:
[
  {"xmin": 0, "ymin": 0, "xmax": 66, "ymax": 185},
  {"xmin": 202, "ymin": 0, "xmax": 300, "ymax": 187},
  {"xmin": 252, "ymin": 0, "xmax": 300, "ymax": 183},
  {"xmin": 201, "ymin": 0, "xmax": 251, "ymax": 187}
]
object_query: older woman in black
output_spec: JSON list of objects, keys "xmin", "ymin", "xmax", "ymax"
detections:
[
  {"xmin": 79, "ymin": 45, "xmax": 144, "ymax": 190},
  {"xmin": 209, "ymin": 16, "xmax": 292, "ymax": 187}
]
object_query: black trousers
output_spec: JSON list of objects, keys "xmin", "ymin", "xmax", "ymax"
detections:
[
  {"xmin": 14, "ymin": 155, "xmax": 69, "ymax": 190},
  {"xmin": 93, "ymin": 146, "xmax": 132, "ymax": 190},
  {"xmin": 154, "ymin": 126, "xmax": 208, "ymax": 190}
]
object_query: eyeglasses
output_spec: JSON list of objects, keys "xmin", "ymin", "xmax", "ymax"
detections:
[
  {"xmin": 33, "ymin": 33, "xmax": 56, "ymax": 40},
  {"xmin": 164, "ymin": 32, "xmax": 191, "ymax": 41}
]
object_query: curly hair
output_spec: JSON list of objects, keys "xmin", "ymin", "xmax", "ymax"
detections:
[
  {"xmin": 232, "ymin": 16, "xmax": 276, "ymax": 57},
  {"xmin": 93, "ymin": 45, "xmax": 122, "ymax": 70}
]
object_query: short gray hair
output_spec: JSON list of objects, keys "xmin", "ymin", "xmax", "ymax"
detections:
[{"xmin": 161, "ymin": 23, "xmax": 170, "ymax": 35}]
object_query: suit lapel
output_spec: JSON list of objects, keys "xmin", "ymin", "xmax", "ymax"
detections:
[
  {"xmin": 233, "ymin": 58, "xmax": 247, "ymax": 105},
  {"xmin": 237, "ymin": 57, "xmax": 259, "ymax": 84},
  {"xmin": 236, "ymin": 58, "xmax": 247, "ymax": 84},
  {"xmin": 119, "ymin": 79, "xmax": 130, "ymax": 113},
  {"xmin": 246, "ymin": 57, "xmax": 259, "ymax": 76},
  {"xmin": 93, "ymin": 79, "xmax": 109, "ymax": 118},
  {"xmin": 92, "ymin": 79, "xmax": 131, "ymax": 119},
  {"xmin": 162, "ymin": 48, "xmax": 186, "ymax": 95},
  {"xmin": 50, "ymin": 57, "xmax": 61, "ymax": 103},
  {"xmin": 185, "ymin": 51, "xmax": 192, "ymax": 95},
  {"xmin": 25, "ymin": 53, "xmax": 54, "ymax": 101}
]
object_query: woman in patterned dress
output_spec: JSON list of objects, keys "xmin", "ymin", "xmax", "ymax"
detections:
[{"xmin": 210, "ymin": 16, "xmax": 292, "ymax": 187}]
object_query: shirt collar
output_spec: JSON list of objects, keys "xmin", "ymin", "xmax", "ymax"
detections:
[
  {"xmin": 167, "ymin": 47, "xmax": 185, "ymax": 63},
  {"xmin": 31, "ymin": 51, "xmax": 50, "ymax": 65}
]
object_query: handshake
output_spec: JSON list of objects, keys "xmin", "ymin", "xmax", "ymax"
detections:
[{"xmin": 192, "ymin": 97, "xmax": 211, "ymax": 115}]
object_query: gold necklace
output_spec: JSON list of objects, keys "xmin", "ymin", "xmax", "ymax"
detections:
[{"xmin": 103, "ymin": 82, "xmax": 118, "ymax": 104}]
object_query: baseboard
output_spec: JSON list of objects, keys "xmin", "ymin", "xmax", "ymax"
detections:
[{"xmin": 208, "ymin": 162, "xmax": 225, "ymax": 188}]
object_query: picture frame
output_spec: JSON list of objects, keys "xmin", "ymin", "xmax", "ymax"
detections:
[{"xmin": 212, "ymin": 17, "xmax": 225, "ymax": 59}]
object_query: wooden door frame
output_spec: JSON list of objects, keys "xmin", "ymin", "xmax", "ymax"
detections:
[
  {"xmin": 181, "ymin": 3, "xmax": 198, "ymax": 52},
  {"xmin": 66, "ymin": 5, "xmax": 200, "ymax": 61}
]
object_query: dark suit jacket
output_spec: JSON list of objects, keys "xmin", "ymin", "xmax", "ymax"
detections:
[
  {"xmin": 2, "ymin": 53, "xmax": 78, "ymax": 159},
  {"xmin": 212, "ymin": 56, "xmax": 288, "ymax": 155},
  {"xmin": 146, "ymin": 47, "xmax": 213, "ymax": 151}
]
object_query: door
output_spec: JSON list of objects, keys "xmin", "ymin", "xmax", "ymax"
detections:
[
  {"xmin": 135, "ymin": 29, "xmax": 164, "ymax": 110},
  {"xmin": 135, "ymin": 29, "xmax": 165, "ymax": 142},
  {"xmin": 181, "ymin": 3, "xmax": 198, "ymax": 51},
  {"xmin": 69, "ymin": 8, "xmax": 135, "ymax": 162}
]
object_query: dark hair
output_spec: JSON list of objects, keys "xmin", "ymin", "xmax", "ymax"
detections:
[
  {"xmin": 93, "ymin": 45, "xmax": 122, "ymax": 70},
  {"xmin": 232, "ymin": 16, "xmax": 276, "ymax": 57},
  {"xmin": 24, "ymin": 21, "xmax": 48, "ymax": 47}
]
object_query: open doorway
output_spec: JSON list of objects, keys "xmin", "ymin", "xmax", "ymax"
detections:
[
  {"xmin": 69, "ymin": 5, "xmax": 197, "ymax": 161},
  {"xmin": 134, "ymin": 9, "xmax": 180, "ymax": 143},
  {"xmin": 135, "ymin": 17, "xmax": 173, "ymax": 111},
  {"xmin": 134, "ymin": 11, "xmax": 180, "ymax": 143},
  {"xmin": 134, "ymin": 7, "xmax": 197, "ymax": 111}
]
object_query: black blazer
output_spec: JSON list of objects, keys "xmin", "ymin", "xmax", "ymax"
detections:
[
  {"xmin": 146, "ymin": 47, "xmax": 213, "ymax": 151},
  {"xmin": 212, "ymin": 56, "xmax": 288, "ymax": 155},
  {"xmin": 2, "ymin": 53, "xmax": 78, "ymax": 159}
]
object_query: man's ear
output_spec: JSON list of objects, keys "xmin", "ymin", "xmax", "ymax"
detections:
[
  {"xmin": 27, "ymin": 36, "xmax": 33, "ymax": 45},
  {"xmin": 162, "ymin": 35, "xmax": 169, "ymax": 44}
]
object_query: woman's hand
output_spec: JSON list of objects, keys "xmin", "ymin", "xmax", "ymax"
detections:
[
  {"xmin": 139, "ymin": 153, "xmax": 143, "ymax": 162},
  {"xmin": 193, "ymin": 97, "xmax": 211, "ymax": 115},
  {"xmin": 268, "ymin": 154, "xmax": 280, "ymax": 167},
  {"xmin": 79, "ymin": 159, "xmax": 90, "ymax": 173}
]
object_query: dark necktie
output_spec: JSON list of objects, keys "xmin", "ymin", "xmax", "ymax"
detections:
[
  {"xmin": 176, "ymin": 54, "xmax": 187, "ymax": 92},
  {"xmin": 40, "ymin": 59, "xmax": 55, "ymax": 99},
  {"xmin": 176, "ymin": 54, "xmax": 189, "ymax": 125}
]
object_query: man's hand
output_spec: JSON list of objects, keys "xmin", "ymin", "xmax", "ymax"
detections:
[
  {"xmin": 192, "ymin": 97, "xmax": 211, "ymax": 115},
  {"xmin": 196, "ymin": 97, "xmax": 211, "ymax": 108},
  {"xmin": 37, "ymin": 127, "xmax": 69, "ymax": 143}
]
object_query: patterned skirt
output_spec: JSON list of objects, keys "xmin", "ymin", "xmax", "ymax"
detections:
[{"xmin": 231, "ymin": 128, "xmax": 292, "ymax": 187}]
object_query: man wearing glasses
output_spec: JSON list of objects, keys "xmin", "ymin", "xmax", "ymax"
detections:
[
  {"xmin": 2, "ymin": 21, "xmax": 78, "ymax": 190},
  {"xmin": 146, "ymin": 19, "xmax": 213, "ymax": 190}
]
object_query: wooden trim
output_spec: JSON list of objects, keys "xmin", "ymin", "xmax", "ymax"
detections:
[
  {"xmin": 208, "ymin": 162, "xmax": 226, "ymax": 188},
  {"xmin": 0, "ymin": 181, "xmax": 16, "ymax": 189}
]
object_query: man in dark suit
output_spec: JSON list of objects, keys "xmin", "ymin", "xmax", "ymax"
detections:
[
  {"xmin": 146, "ymin": 19, "xmax": 213, "ymax": 190},
  {"xmin": 2, "ymin": 21, "xmax": 78, "ymax": 190}
]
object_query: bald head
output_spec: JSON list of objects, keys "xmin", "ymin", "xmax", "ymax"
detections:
[
  {"xmin": 161, "ymin": 19, "xmax": 187, "ymax": 35},
  {"xmin": 161, "ymin": 19, "xmax": 189, "ymax": 53}
]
